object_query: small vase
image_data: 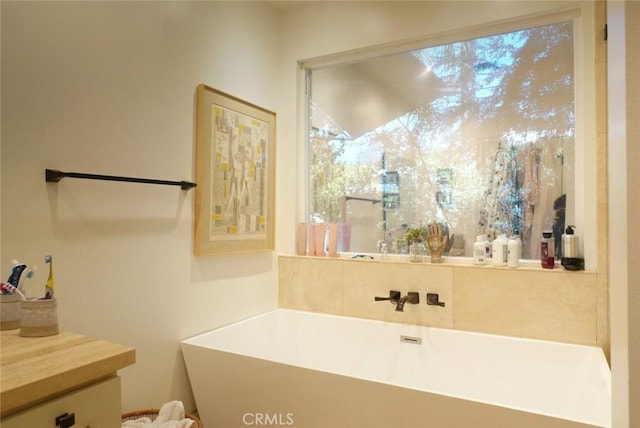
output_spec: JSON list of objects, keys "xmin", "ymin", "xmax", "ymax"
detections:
[{"xmin": 409, "ymin": 242, "xmax": 425, "ymax": 262}]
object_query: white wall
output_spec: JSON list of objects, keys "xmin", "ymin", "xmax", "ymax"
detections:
[{"xmin": 1, "ymin": 1, "xmax": 282, "ymax": 412}]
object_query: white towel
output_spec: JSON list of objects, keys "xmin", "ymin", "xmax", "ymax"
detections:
[{"xmin": 122, "ymin": 401, "xmax": 195, "ymax": 428}]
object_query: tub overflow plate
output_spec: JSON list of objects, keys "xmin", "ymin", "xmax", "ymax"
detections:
[{"xmin": 400, "ymin": 335, "xmax": 422, "ymax": 345}]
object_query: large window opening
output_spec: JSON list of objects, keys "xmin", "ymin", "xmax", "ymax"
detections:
[{"xmin": 306, "ymin": 18, "xmax": 579, "ymax": 260}]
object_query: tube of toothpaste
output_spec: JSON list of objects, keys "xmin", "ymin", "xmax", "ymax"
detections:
[{"xmin": 4, "ymin": 262, "xmax": 27, "ymax": 292}]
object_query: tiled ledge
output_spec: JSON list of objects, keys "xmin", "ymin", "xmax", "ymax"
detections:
[{"xmin": 278, "ymin": 254, "xmax": 600, "ymax": 346}]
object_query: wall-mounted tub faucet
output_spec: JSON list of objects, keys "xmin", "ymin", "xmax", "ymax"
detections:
[{"xmin": 395, "ymin": 292, "xmax": 419, "ymax": 312}]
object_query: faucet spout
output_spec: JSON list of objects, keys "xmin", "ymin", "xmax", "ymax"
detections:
[{"xmin": 395, "ymin": 292, "xmax": 419, "ymax": 312}]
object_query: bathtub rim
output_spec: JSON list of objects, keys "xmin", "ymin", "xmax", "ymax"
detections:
[
  {"xmin": 181, "ymin": 308, "xmax": 611, "ymax": 427},
  {"xmin": 182, "ymin": 307, "xmax": 611, "ymax": 355}
]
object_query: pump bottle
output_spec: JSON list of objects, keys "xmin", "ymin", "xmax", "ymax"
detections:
[{"xmin": 561, "ymin": 225, "xmax": 585, "ymax": 270}]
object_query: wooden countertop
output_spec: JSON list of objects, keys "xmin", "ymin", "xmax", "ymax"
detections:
[{"xmin": 0, "ymin": 330, "xmax": 135, "ymax": 417}]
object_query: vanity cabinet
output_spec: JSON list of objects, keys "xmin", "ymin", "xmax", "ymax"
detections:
[
  {"xmin": 1, "ymin": 377, "xmax": 121, "ymax": 427},
  {"xmin": 0, "ymin": 330, "xmax": 135, "ymax": 427}
]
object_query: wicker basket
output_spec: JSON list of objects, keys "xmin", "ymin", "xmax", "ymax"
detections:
[{"xmin": 122, "ymin": 408, "xmax": 203, "ymax": 428}]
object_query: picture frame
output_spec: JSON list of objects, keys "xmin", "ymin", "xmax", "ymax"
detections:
[{"xmin": 194, "ymin": 84, "xmax": 276, "ymax": 256}]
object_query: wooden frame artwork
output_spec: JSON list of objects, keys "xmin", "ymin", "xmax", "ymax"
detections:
[{"xmin": 194, "ymin": 84, "xmax": 276, "ymax": 256}]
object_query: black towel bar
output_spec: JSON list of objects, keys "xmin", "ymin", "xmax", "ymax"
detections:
[{"xmin": 45, "ymin": 169, "xmax": 196, "ymax": 190}]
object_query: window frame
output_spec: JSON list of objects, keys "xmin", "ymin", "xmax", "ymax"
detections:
[{"xmin": 297, "ymin": 6, "xmax": 596, "ymax": 269}]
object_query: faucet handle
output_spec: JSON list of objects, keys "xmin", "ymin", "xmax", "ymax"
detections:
[
  {"xmin": 374, "ymin": 290, "xmax": 401, "ymax": 302},
  {"xmin": 426, "ymin": 293, "xmax": 445, "ymax": 307}
]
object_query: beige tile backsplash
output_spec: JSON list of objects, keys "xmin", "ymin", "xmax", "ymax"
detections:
[
  {"xmin": 279, "ymin": 257, "xmax": 343, "ymax": 314},
  {"xmin": 453, "ymin": 267, "xmax": 597, "ymax": 343},
  {"xmin": 279, "ymin": 255, "xmax": 605, "ymax": 348},
  {"xmin": 342, "ymin": 261, "xmax": 454, "ymax": 328}
]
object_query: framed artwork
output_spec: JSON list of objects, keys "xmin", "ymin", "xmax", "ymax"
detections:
[{"xmin": 194, "ymin": 84, "xmax": 276, "ymax": 256}]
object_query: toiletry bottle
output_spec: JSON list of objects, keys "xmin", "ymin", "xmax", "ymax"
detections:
[
  {"xmin": 500, "ymin": 234, "xmax": 508, "ymax": 265},
  {"xmin": 561, "ymin": 225, "xmax": 585, "ymax": 271},
  {"xmin": 328, "ymin": 223, "xmax": 339, "ymax": 257},
  {"xmin": 473, "ymin": 235, "xmax": 487, "ymax": 265},
  {"xmin": 492, "ymin": 234, "xmax": 507, "ymax": 266},
  {"xmin": 507, "ymin": 234, "xmax": 521, "ymax": 268},
  {"xmin": 296, "ymin": 223, "xmax": 308, "ymax": 256},
  {"xmin": 561, "ymin": 226, "xmax": 578, "ymax": 258},
  {"xmin": 380, "ymin": 242, "xmax": 389, "ymax": 261},
  {"xmin": 484, "ymin": 235, "xmax": 491, "ymax": 261},
  {"xmin": 541, "ymin": 231, "xmax": 555, "ymax": 269},
  {"xmin": 314, "ymin": 223, "xmax": 327, "ymax": 256}
]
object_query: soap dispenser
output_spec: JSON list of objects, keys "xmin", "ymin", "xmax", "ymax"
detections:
[{"xmin": 561, "ymin": 225, "xmax": 585, "ymax": 271}]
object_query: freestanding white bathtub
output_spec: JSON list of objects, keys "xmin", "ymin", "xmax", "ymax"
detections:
[{"xmin": 181, "ymin": 309, "xmax": 610, "ymax": 428}]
